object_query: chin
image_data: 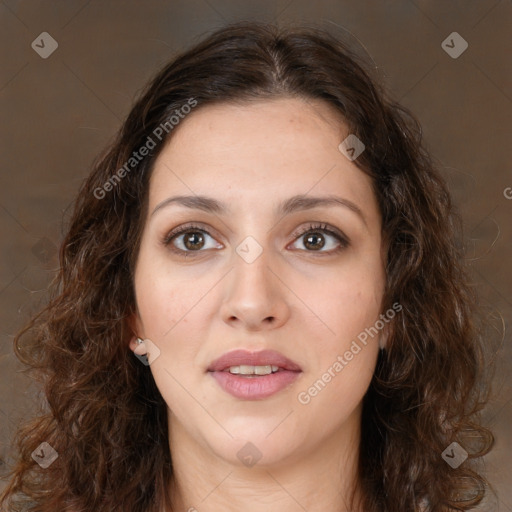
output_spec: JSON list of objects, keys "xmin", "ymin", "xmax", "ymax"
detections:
[{"xmin": 200, "ymin": 419, "xmax": 303, "ymax": 467}]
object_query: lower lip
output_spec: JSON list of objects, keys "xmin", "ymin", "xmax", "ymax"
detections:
[{"xmin": 209, "ymin": 370, "xmax": 301, "ymax": 400}]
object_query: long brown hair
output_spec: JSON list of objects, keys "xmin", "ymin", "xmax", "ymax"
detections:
[{"xmin": 1, "ymin": 21, "xmax": 494, "ymax": 511}]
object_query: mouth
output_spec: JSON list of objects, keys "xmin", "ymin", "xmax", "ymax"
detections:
[{"xmin": 207, "ymin": 349, "xmax": 302, "ymax": 400}]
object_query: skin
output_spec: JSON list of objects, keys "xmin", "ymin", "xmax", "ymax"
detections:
[{"xmin": 130, "ymin": 97, "xmax": 387, "ymax": 512}]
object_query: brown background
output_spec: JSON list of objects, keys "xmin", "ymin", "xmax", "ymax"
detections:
[{"xmin": 1, "ymin": 0, "xmax": 511, "ymax": 509}]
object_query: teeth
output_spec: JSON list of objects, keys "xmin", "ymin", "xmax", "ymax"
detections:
[{"xmin": 228, "ymin": 365, "xmax": 280, "ymax": 375}]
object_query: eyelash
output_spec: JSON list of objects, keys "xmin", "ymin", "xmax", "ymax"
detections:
[{"xmin": 162, "ymin": 222, "xmax": 350, "ymax": 257}]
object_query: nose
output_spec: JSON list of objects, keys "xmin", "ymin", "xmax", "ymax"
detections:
[{"xmin": 219, "ymin": 245, "xmax": 291, "ymax": 331}]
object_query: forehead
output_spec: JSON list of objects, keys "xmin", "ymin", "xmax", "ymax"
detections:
[
  {"xmin": 148, "ymin": 98, "xmax": 377, "ymax": 221},
  {"xmin": 158, "ymin": 97, "xmax": 348, "ymax": 163}
]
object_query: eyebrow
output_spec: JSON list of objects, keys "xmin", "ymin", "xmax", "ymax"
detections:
[{"xmin": 151, "ymin": 194, "xmax": 367, "ymax": 225}]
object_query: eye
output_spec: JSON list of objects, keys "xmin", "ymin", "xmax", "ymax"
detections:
[
  {"xmin": 163, "ymin": 222, "xmax": 349, "ymax": 257},
  {"xmin": 288, "ymin": 223, "xmax": 349, "ymax": 254},
  {"xmin": 163, "ymin": 223, "xmax": 222, "ymax": 255}
]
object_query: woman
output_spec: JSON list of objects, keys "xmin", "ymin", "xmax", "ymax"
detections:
[{"xmin": 0, "ymin": 21, "xmax": 494, "ymax": 512}]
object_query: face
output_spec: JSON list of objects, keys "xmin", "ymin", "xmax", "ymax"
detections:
[{"xmin": 131, "ymin": 97, "xmax": 387, "ymax": 468}]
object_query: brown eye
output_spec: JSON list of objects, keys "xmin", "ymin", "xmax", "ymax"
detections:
[
  {"xmin": 182, "ymin": 231, "xmax": 206, "ymax": 250},
  {"xmin": 163, "ymin": 223, "xmax": 223, "ymax": 256},
  {"xmin": 303, "ymin": 232, "xmax": 326, "ymax": 251},
  {"xmin": 289, "ymin": 223, "xmax": 349, "ymax": 254}
]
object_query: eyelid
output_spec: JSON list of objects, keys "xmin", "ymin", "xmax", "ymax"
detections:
[{"xmin": 289, "ymin": 222, "xmax": 350, "ymax": 246}]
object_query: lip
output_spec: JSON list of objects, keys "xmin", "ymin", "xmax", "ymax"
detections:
[
  {"xmin": 207, "ymin": 349, "xmax": 302, "ymax": 372},
  {"xmin": 207, "ymin": 349, "xmax": 302, "ymax": 400}
]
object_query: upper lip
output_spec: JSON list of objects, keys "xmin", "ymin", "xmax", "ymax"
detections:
[{"xmin": 207, "ymin": 349, "xmax": 302, "ymax": 372}]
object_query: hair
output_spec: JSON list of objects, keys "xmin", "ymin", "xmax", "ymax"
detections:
[{"xmin": 1, "ymin": 20, "xmax": 494, "ymax": 512}]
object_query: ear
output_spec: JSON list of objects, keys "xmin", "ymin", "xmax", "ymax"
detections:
[
  {"xmin": 379, "ymin": 324, "xmax": 389, "ymax": 350},
  {"xmin": 132, "ymin": 338, "xmax": 148, "ymax": 356},
  {"xmin": 126, "ymin": 311, "xmax": 145, "ymax": 354}
]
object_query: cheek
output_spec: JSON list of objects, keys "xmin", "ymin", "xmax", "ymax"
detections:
[
  {"xmin": 133, "ymin": 257, "xmax": 217, "ymax": 390},
  {"xmin": 134, "ymin": 250, "xmax": 203, "ymax": 339},
  {"xmin": 135, "ymin": 268, "xmax": 209, "ymax": 413},
  {"xmin": 304, "ymin": 260, "xmax": 385, "ymax": 347},
  {"xmin": 296, "ymin": 283, "xmax": 381, "ymax": 417},
  {"xmin": 296, "ymin": 256, "xmax": 384, "ymax": 410}
]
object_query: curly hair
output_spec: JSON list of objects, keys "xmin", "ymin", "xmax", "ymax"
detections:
[{"xmin": 0, "ymin": 21, "xmax": 494, "ymax": 512}]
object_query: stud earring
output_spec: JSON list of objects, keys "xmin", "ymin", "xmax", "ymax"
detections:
[{"xmin": 134, "ymin": 337, "xmax": 147, "ymax": 356}]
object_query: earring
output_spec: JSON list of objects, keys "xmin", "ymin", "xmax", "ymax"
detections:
[{"xmin": 134, "ymin": 337, "xmax": 147, "ymax": 356}]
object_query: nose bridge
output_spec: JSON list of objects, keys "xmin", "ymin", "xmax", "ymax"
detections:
[
  {"xmin": 220, "ymin": 235, "xmax": 289, "ymax": 329},
  {"xmin": 231, "ymin": 238, "xmax": 274, "ymax": 302}
]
